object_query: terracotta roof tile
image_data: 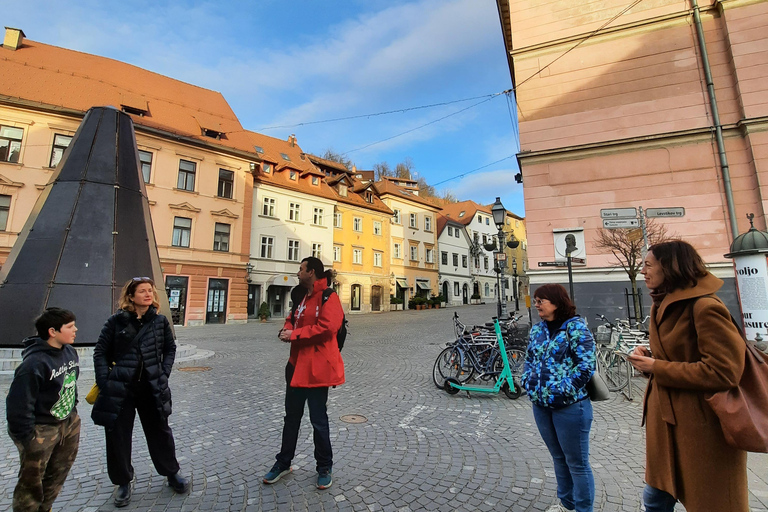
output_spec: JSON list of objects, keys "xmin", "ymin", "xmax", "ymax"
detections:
[
  {"xmin": 0, "ymin": 38, "xmax": 257, "ymax": 156},
  {"xmin": 440, "ymin": 200, "xmax": 490, "ymax": 225},
  {"xmin": 374, "ymin": 180, "xmax": 442, "ymax": 210}
]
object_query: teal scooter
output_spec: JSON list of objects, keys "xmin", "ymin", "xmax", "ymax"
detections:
[{"xmin": 443, "ymin": 317, "xmax": 523, "ymax": 399}]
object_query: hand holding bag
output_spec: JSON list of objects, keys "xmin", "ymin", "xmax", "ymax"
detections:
[{"xmin": 85, "ymin": 382, "xmax": 100, "ymax": 404}]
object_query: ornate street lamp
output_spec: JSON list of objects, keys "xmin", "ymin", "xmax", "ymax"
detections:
[
  {"xmin": 483, "ymin": 197, "xmax": 520, "ymax": 318},
  {"xmin": 512, "ymin": 258, "xmax": 519, "ymax": 312}
]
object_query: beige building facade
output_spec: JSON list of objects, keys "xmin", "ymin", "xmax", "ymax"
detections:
[{"xmin": 497, "ymin": 0, "xmax": 768, "ymax": 318}]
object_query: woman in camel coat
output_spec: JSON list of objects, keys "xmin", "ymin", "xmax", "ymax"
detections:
[{"xmin": 628, "ymin": 240, "xmax": 748, "ymax": 512}]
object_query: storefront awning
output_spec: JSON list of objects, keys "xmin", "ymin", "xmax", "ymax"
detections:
[
  {"xmin": 396, "ymin": 278, "xmax": 409, "ymax": 288},
  {"xmin": 416, "ymin": 281, "xmax": 431, "ymax": 290},
  {"xmin": 266, "ymin": 274, "xmax": 299, "ymax": 287}
]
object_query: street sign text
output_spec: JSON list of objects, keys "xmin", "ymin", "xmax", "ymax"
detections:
[
  {"xmin": 646, "ymin": 207, "xmax": 685, "ymax": 218},
  {"xmin": 603, "ymin": 218, "xmax": 640, "ymax": 229},
  {"xmin": 600, "ymin": 208, "xmax": 637, "ymax": 219}
]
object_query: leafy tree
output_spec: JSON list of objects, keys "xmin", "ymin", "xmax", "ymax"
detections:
[
  {"xmin": 321, "ymin": 149, "xmax": 354, "ymax": 170},
  {"xmin": 593, "ymin": 220, "xmax": 674, "ymax": 323}
]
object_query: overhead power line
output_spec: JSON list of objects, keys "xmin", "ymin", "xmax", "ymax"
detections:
[
  {"xmin": 432, "ymin": 155, "xmax": 517, "ymax": 187},
  {"xmin": 256, "ymin": 91, "xmax": 511, "ymax": 131}
]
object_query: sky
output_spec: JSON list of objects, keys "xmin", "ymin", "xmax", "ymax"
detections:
[{"xmin": 5, "ymin": 0, "xmax": 524, "ymax": 216}]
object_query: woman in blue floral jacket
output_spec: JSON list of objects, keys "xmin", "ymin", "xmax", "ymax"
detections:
[{"xmin": 522, "ymin": 284, "xmax": 596, "ymax": 512}]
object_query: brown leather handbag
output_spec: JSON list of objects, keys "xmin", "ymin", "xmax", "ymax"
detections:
[
  {"xmin": 690, "ymin": 296, "xmax": 768, "ymax": 452},
  {"xmin": 705, "ymin": 339, "xmax": 768, "ymax": 453}
]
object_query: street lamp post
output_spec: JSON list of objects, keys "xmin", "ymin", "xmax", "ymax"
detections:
[
  {"xmin": 484, "ymin": 197, "xmax": 519, "ymax": 319},
  {"xmin": 512, "ymin": 258, "xmax": 519, "ymax": 312}
]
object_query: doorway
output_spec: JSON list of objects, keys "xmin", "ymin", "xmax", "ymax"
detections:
[
  {"xmin": 247, "ymin": 284, "xmax": 261, "ymax": 319},
  {"xmin": 165, "ymin": 276, "xmax": 188, "ymax": 326},
  {"xmin": 206, "ymin": 279, "xmax": 228, "ymax": 324},
  {"xmin": 351, "ymin": 284, "xmax": 362, "ymax": 311},
  {"xmin": 371, "ymin": 285, "xmax": 381, "ymax": 311},
  {"xmin": 463, "ymin": 284, "xmax": 469, "ymax": 304}
]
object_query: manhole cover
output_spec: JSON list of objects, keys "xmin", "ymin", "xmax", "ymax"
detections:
[
  {"xmin": 178, "ymin": 366, "xmax": 211, "ymax": 372},
  {"xmin": 340, "ymin": 414, "xmax": 368, "ymax": 424}
]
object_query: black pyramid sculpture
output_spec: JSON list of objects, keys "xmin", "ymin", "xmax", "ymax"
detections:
[{"xmin": 0, "ymin": 106, "xmax": 172, "ymax": 346}]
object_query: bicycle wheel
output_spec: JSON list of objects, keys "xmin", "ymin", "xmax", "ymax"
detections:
[
  {"xmin": 492, "ymin": 348, "xmax": 526, "ymax": 379},
  {"xmin": 603, "ymin": 352, "xmax": 630, "ymax": 392},
  {"xmin": 432, "ymin": 347, "xmax": 473, "ymax": 388}
]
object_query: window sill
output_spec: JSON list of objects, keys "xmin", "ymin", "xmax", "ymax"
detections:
[
  {"xmin": 0, "ymin": 161, "xmax": 23, "ymax": 168},
  {"xmin": 215, "ymin": 195, "xmax": 236, "ymax": 202},
  {"xmin": 258, "ymin": 214, "xmax": 280, "ymax": 220},
  {"xmin": 173, "ymin": 188, "xmax": 199, "ymax": 195}
]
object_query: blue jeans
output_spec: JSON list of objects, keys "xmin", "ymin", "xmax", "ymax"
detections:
[
  {"xmin": 532, "ymin": 400, "xmax": 594, "ymax": 512},
  {"xmin": 643, "ymin": 485, "xmax": 677, "ymax": 512}
]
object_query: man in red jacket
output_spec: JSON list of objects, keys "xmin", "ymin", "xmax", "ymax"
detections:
[{"xmin": 263, "ymin": 257, "xmax": 345, "ymax": 490}]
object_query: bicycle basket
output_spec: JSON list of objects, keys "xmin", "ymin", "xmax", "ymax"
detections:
[{"xmin": 595, "ymin": 325, "xmax": 612, "ymax": 345}]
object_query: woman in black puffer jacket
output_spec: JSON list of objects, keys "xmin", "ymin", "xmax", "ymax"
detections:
[{"xmin": 92, "ymin": 277, "xmax": 189, "ymax": 508}]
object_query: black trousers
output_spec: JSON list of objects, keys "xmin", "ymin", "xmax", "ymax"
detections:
[
  {"xmin": 105, "ymin": 380, "xmax": 180, "ymax": 485},
  {"xmin": 276, "ymin": 385, "xmax": 332, "ymax": 472}
]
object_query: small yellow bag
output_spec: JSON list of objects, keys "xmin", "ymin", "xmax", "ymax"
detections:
[{"xmin": 85, "ymin": 383, "xmax": 99, "ymax": 405}]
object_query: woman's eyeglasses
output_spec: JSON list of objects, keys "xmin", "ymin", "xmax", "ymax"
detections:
[
  {"xmin": 533, "ymin": 298, "xmax": 549, "ymax": 306},
  {"xmin": 132, "ymin": 276, "xmax": 153, "ymax": 283}
]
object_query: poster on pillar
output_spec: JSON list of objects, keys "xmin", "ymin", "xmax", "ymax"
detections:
[{"xmin": 734, "ymin": 253, "xmax": 768, "ymax": 340}]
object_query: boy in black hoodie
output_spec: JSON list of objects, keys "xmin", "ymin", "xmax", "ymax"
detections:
[{"xmin": 6, "ymin": 307, "xmax": 81, "ymax": 512}]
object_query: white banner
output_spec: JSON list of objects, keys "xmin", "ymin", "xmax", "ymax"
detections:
[{"xmin": 734, "ymin": 254, "xmax": 768, "ymax": 341}]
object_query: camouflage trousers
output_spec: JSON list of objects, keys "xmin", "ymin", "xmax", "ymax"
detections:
[{"xmin": 12, "ymin": 412, "xmax": 81, "ymax": 512}]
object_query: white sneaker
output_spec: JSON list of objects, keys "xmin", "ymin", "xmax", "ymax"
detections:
[{"xmin": 545, "ymin": 505, "xmax": 572, "ymax": 512}]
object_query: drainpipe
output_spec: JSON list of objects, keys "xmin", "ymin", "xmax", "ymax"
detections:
[{"xmin": 691, "ymin": 0, "xmax": 739, "ymax": 240}]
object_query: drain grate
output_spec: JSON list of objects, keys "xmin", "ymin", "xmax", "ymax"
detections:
[
  {"xmin": 178, "ymin": 366, "xmax": 211, "ymax": 372},
  {"xmin": 340, "ymin": 414, "xmax": 368, "ymax": 424}
]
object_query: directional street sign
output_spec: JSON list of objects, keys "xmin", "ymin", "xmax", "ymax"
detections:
[
  {"xmin": 600, "ymin": 208, "xmax": 637, "ymax": 219},
  {"xmin": 646, "ymin": 207, "xmax": 685, "ymax": 218},
  {"xmin": 603, "ymin": 218, "xmax": 640, "ymax": 229},
  {"xmin": 538, "ymin": 261, "xmax": 568, "ymax": 267},
  {"xmin": 570, "ymin": 257, "xmax": 586, "ymax": 264},
  {"xmin": 626, "ymin": 228, "xmax": 644, "ymax": 242}
]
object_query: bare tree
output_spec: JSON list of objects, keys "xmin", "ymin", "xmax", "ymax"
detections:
[
  {"xmin": 439, "ymin": 189, "xmax": 458, "ymax": 203},
  {"xmin": 321, "ymin": 149, "xmax": 354, "ymax": 170},
  {"xmin": 593, "ymin": 220, "xmax": 674, "ymax": 323},
  {"xmin": 395, "ymin": 158, "xmax": 414, "ymax": 179}
]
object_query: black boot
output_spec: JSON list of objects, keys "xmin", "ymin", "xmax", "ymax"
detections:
[
  {"xmin": 167, "ymin": 472, "xmax": 190, "ymax": 493},
  {"xmin": 114, "ymin": 478, "xmax": 134, "ymax": 508}
]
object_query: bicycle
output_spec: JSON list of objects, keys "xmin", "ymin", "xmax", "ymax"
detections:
[
  {"xmin": 593, "ymin": 315, "xmax": 648, "ymax": 392},
  {"xmin": 442, "ymin": 317, "xmax": 522, "ymax": 399},
  {"xmin": 433, "ymin": 313, "xmax": 527, "ymax": 388}
]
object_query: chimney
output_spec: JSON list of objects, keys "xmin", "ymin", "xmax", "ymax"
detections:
[
  {"xmin": 288, "ymin": 134, "xmax": 296, "ymax": 147},
  {"xmin": 3, "ymin": 27, "xmax": 26, "ymax": 51}
]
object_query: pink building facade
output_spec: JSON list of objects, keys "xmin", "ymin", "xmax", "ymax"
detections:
[{"xmin": 497, "ymin": 0, "xmax": 768, "ymax": 319}]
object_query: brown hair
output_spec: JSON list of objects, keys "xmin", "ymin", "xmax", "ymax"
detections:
[
  {"xmin": 118, "ymin": 277, "xmax": 160, "ymax": 312},
  {"xmin": 533, "ymin": 283, "xmax": 577, "ymax": 325},
  {"xmin": 648, "ymin": 240, "xmax": 708, "ymax": 292}
]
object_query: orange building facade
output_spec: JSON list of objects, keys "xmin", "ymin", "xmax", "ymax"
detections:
[{"xmin": 497, "ymin": 0, "xmax": 768, "ymax": 318}]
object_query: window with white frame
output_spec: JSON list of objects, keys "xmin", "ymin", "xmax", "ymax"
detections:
[
  {"xmin": 447, "ymin": 226, "xmax": 453, "ymax": 236},
  {"xmin": 0, "ymin": 125, "xmax": 23, "ymax": 163},
  {"xmin": 172, "ymin": 217, "xmax": 192, "ymax": 247},
  {"xmin": 453, "ymin": 253, "xmax": 459, "ymax": 266},
  {"xmin": 138, "ymin": 150, "xmax": 153, "ymax": 183},
  {"xmin": 288, "ymin": 239, "xmax": 300, "ymax": 261},
  {"xmin": 289, "ymin": 202, "xmax": 301, "ymax": 222},
  {"xmin": 409, "ymin": 213, "xmax": 417, "ymax": 228},
  {"xmin": 177, "ymin": 159, "xmax": 196, "ymax": 191},
  {"xmin": 485, "ymin": 283, "xmax": 490, "ymax": 296},
  {"xmin": 454, "ymin": 282, "xmax": 459, "ymax": 296},
  {"xmin": 353, "ymin": 248, "xmax": 363, "ymax": 264},
  {"xmin": 424, "ymin": 216, "xmax": 432, "ymax": 231},
  {"xmin": 463, "ymin": 255, "xmax": 468, "ymax": 268},
  {"xmin": 333, "ymin": 245, "xmax": 341, "ymax": 262},
  {"xmin": 393, "ymin": 243, "xmax": 402, "ymax": 259},
  {"xmin": 260, "ymin": 236, "xmax": 274, "ymax": 258},
  {"xmin": 312, "ymin": 243, "xmax": 322, "ymax": 258},
  {"xmin": 334, "ymin": 212, "xmax": 342, "ymax": 228},
  {"xmin": 393, "ymin": 209, "xmax": 401, "ymax": 224},
  {"xmin": 217, "ymin": 169, "xmax": 234, "ymax": 199},
  {"xmin": 374, "ymin": 251, "xmax": 382, "ymax": 267},
  {"xmin": 0, "ymin": 194, "xmax": 10, "ymax": 231},
  {"xmin": 477, "ymin": 215, "xmax": 482, "ymax": 224},
  {"xmin": 441, "ymin": 252, "xmax": 448, "ymax": 265},
  {"xmin": 486, "ymin": 217, "xmax": 490, "ymax": 225},
  {"xmin": 373, "ymin": 221, "xmax": 382, "ymax": 236},
  {"xmin": 339, "ymin": 184, "xmax": 348, "ymax": 197},
  {"xmin": 426, "ymin": 248, "xmax": 434, "ymax": 264},
  {"xmin": 455, "ymin": 229, "xmax": 460, "ymax": 238},
  {"xmin": 313, "ymin": 207, "xmax": 324, "ymax": 225},
  {"xmin": 49, "ymin": 134, "xmax": 72, "ymax": 168},
  {"xmin": 410, "ymin": 245, "xmax": 418, "ymax": 261},
  {"xmin": 484, "ymin": 256, "xmax": 489, "ymax": 270},
  {"xmin": 213, "ymin": 223, "xmax": 230, "ymax": 252},
  {"xmin": 262, "ymin": 197, "xmax": 276, "ymax": 217},
  {"xmin": 263, "ymin": 163, "xmax": 272, "ymax": 173},
  {"xmin": 353, "ymin": 217, "xmax": 362, "ymax": 232}
]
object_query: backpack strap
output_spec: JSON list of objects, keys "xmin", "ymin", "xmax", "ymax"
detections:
[{"xmin": 322, "ymin": 288, "xmax": 334, "ymax": 304}]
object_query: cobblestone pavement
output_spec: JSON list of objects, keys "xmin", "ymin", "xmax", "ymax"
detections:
[{"xmin": 1, "ymin": 304, "xmax": 766, "ymax": 511}]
